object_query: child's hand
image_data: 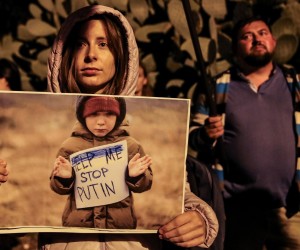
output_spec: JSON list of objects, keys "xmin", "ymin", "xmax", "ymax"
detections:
[
  {"xmin": 128, "ymin": 153, "xmax": 152, "ymax": 177},
  {"xmin": 53, "ymin": 156, "xmax": 72, "ymax": 178},
  {"xmin": 0, "ymin": 159, "xmax": 9, "ymax": 184}
]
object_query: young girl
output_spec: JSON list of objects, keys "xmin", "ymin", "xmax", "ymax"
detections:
[
  {"xmin": 42, "ymin": 4, "xmax": 218, "ymax": 250},
  {"xmin": 48, "ymin": 5, "xmax": 138, "ymax": 95},
  {"xmin": 51, "ymin": 96, "xmax": 152, "ymax": 229}
]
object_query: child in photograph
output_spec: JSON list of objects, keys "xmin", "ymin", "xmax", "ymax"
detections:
[{"xmin": 50, "ymin": 96, "xmax": 152, "ymax": 229}]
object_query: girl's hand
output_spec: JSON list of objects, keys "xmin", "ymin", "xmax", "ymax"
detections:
[
  {"xmin": 53, "ymin": 156, "xmax": 72, "ymax": 178},
  {"xmin": 158, "ymin": 210, "xmax": 206, "ymax": 248},
  {"xmin": 128, "ymin": 153, "xmax": 152, "ymax": 177}
]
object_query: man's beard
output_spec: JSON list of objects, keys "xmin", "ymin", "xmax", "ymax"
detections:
[{"xmin": 243, "ymin": 52, "xmax": 274, "ymax": 67}]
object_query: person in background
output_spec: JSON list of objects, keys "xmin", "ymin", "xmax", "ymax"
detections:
[
  {"xmin": 189, "ymin": 16, "xmax": 300, "ymax": 250},
  {"xmin": 0, "ymin": 58, "xmax": 22, "ymax": 91},
  {"xmin": 40, "ymin": 4, "xmax": 219, "ymax": 250},
  {"xmin": 0, "ymin": 159, "xmax": 8, "ymax": 184},
  {"xmin": 135, "ymin": 61, "xmax": 153, "ymax": 96}
]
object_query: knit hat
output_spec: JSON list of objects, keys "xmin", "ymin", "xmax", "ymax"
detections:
[
  {"xmin": 76, "ymin": 95, "xmax": 127, "ymax": 130},
  {"xmin": 83, "ymin": 97, "xmax": 120, "ymax": 118}
]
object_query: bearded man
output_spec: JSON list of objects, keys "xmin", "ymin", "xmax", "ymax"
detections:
[{"xmin": 189, "ymin": 16, "xmax": 300, "ymax": 250}]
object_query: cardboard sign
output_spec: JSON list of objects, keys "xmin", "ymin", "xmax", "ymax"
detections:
[{"xmin": 70, "ymin": 140, "xmax": 129, "ymax": 209}]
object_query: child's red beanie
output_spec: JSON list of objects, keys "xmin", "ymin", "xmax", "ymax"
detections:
[{"xmin": 82, "ymin": 97, "xmax": 120, "ymax": 118}]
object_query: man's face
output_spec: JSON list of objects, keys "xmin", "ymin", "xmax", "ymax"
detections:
[{"xmin": 235, "ymin": 21, "xmax": 276, "ymax": 67}]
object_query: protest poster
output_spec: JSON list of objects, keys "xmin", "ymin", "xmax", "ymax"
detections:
[
  {"xmin": 0, "ymin": 91, "xmax": 189, "ymax": 233},
  {"xmin": 71, "ymin": 141, "xmax": 129, "ymax": 209}
]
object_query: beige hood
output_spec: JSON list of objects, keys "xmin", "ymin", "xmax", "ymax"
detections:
[{"xmin": 47, "ymin": 4, "xmax": 138, "ymax": 95}]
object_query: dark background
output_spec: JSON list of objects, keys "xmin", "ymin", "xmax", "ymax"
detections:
[
  {"xmin": 0, "ymin": 0, "xmax": 298, "ymax": 249},
  {"xmin": 1, "ymin": 0, "xmax": 298, "ymax": 98}
]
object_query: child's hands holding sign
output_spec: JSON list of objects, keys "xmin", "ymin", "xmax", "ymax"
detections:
[
  {"xmin": 128, "ymin": 153, "xmax": 152, "ymax": 177},
  {"xmin": 53, "ymin": 156, "xmax": 72, "ymax": 178}
]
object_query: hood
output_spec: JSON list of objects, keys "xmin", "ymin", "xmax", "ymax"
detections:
[{"xmin": 47, "ymin": 4, "xmax": 138, "ymax": 95}]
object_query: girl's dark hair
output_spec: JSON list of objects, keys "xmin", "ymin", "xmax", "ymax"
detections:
[
  {"xmin": 231, "ymin": 16, "xmax": 272, "ymax": 52},
  {"xmin": 0, "ymin": 58, "xmax": 22, "ymax": 90},
  {"xmin": 61, "ymin": 13, "xmax": 129, "ymax": 94}
]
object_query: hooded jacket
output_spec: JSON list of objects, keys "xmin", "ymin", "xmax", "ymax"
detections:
[
  {"xmin": 42, "ymin": 4, "xmax": 218, "ymax": 250},
  {"xmin": 50, "ymin": 122, "xmax": 153, "ymax": 229},
  {"xmin": 47, "ymin": 4, "xmax": 139, "ymax": 95}
]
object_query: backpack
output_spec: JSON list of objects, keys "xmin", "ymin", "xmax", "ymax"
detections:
[{"xmin": 185, "ymin": 155, "xmax": 225, "ymax": 250}]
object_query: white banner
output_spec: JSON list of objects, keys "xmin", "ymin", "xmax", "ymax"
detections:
[{"xmin": 70, "ymin": 140, "xmax": 129, "ymax": 209}]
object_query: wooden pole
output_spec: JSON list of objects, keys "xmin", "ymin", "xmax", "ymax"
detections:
[{"xmin": 182, "ymin": 0, "xmax": 217, "ymax": 116}]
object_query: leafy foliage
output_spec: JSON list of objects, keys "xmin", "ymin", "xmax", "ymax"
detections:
[{"xmin": 0, "ymin": 0, "xmax": 298, "ymax": 97}]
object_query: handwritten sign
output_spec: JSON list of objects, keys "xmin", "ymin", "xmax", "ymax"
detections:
[{"xmin": 70, "ymin": 140, "xmax": 129, "ymax": 209}]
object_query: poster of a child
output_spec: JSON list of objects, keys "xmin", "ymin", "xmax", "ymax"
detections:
[{"xmin": 51, "ymin": 96, "xmax": 153, "ymax": 229}]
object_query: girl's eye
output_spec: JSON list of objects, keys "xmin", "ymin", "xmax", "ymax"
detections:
[
  {"xmin": 98, "ymin": 42, "xmax": 108, "ymax": 48},
  {"xmin": 105, "ymin": 112, "xmax": 115, "ymax": 117}
]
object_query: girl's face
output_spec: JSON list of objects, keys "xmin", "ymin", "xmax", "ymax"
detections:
[
  {"xmin": 85, "ymin": 111, "xmax": 117, "ymax": 137},
  {"xmin": 74, "ymin": 20, "xmax": 116, "ymax": 93}
]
